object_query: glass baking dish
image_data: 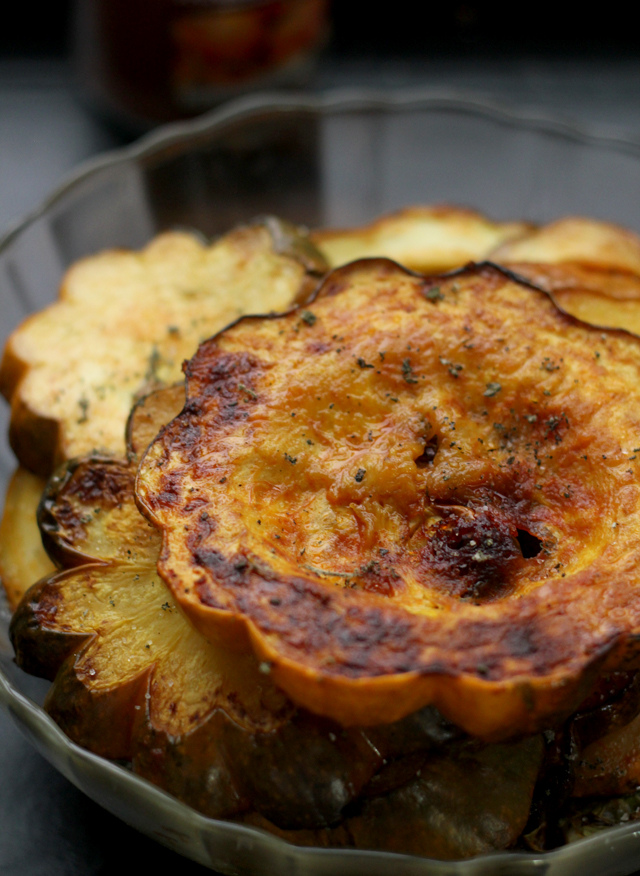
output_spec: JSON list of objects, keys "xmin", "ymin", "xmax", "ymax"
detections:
[{"xmin": 3, "ymin": 88, "xmax": 640, "ymax": 875}]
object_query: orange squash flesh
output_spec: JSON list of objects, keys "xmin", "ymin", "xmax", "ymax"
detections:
[{"xmin": 136, "ymin": 259, "xmax": 640, "ymax": 739}]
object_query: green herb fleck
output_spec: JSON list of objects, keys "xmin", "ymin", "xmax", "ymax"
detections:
[
  {"xmin": 425, "ymin": 286, "xmax": 444, "ymax": 301},
  {"xmin": 77, "ymin": 396, "xmax": 90, "ymax": 423},
  {"xmin": 237, "ymin": 382, "xmax": 257, "ymax": 399},
  {"xmin": 402, "ymin": 358, "xmax": 418, "ymax": 384},
  {"xmin": 484, "ymin": 382, "xmax": 502, "ymax": 397}
]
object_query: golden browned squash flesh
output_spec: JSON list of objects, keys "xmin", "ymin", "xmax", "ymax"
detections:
[
  {"xmin": 137, "ymin": 259, "xmax": 640, "ymax": 740},
  {"xmin": 311, "ymin": 205, "xmax": 532, "ymax": 272},
  {"xmin": 502, "ymin": 262, "xmax": 640, "ymax": 335},
  {"xmin": 0, "ymin": 219, "xmax": 327, "ymax": 477},
  {"xmin": 0, "ymin": 467, "xmax": 55, "ymax": 610},
  {"xmin": 314, "ymin": 209, "xmax": 640, "ymax": 334}
]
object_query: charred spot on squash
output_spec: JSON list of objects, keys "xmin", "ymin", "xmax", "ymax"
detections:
[
  {"xmin": 422, "ymin": 503, "xmax": 522, "ymax": 601},
  {"xmin": 419, "ymin": 486, "xmax": 545, "ymax": 601},
  {"xmin": 414, "ymin": 435, "xmax": 438, "ymax": 468},
  {"xmin": 516, "ymin": 529, "xmax": 543, "ymax": 559}
]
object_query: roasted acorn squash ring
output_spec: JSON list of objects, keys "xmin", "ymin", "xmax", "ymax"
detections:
[{"xmin": 136, "ymin": 259, "xmax": 640, "ymax": 740}]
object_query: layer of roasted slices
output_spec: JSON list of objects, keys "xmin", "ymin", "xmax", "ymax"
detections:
[
  {"xmin": 314, "ymin": 209, "xmax": 640, "ymax": 335},
  {"xmin": 490, "ymin": 217, "xmax": 640, "ymax": 334},
  {"xmin": 136, "ymin": 259, "xmax": 640, "ymax": 739},
  {"xmin": 311, "ymin": 205, "xmax": 531, "ymax": 273},
  {"xmin": 0, "ymin": 218, "xmax": 327, "ymax": 477},
  {"xmin": 8, "ymin": 386, "xmax": 545, "ymax": 855}
]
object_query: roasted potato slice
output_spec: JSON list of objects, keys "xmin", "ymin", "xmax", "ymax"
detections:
[
  {"xmin": 137, "ymin": 259, "xmax": 640, "ymax": 740},
  {"xmin": 0, "ymin": 219, "xmax": 327, "ymax": 477},
  {"xmin": 311, "ymin": 205, "xmax": 531, "ymax": 272},
  {"xmin": 0, "ymin": 467, "xmax": 55, "ymax": 610}
]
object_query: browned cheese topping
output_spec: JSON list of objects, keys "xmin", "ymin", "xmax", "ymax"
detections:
[{"xmin": 136, "ymin": 259, "xmax": 640, "ymax": 739}]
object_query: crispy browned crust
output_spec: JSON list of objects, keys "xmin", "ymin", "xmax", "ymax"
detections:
[
  {"xmin": 137, "ymin": 259, "xmax": 640, "ymax": 739},
  {"xmin": 10, "ymin": 452, "xmax": 382, "ymax": 825}
]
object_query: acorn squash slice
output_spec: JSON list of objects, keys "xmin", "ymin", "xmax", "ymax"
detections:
[
  {"xmin": 11, "ymin": 385, "xmax": 467, "ymax": 831},
  {"xmin": 137, "ymin": 259, "xmax": 640, "ymax": 740},
  {"xmin": 311, "ymin": 205, "xmax": 532, "ymax": 272},
  {"xmin": 490, "ymin": 216, "xmax": 640, "ymax": 273},
  {"xmin": 0, "ymin": 218, "xmax": 327, "ymax": 477},
  {"xmin": 0, "ymin": 467, "xmax": 54, "ymax": 610},
  {"xmin": 491, "ymin": 216, "xmax": 640, "ymax": 334},
  {"xmin": 11, "ymin": 385, "xmax": 546, "ymax": 849}
]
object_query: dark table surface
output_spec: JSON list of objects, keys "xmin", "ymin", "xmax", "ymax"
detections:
[{"xmin": 3, "ymin": 53, "xmax": 640, "ymax": 875}]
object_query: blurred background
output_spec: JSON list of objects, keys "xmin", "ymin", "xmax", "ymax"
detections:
[
  {"xmin": 2, "ymin": 1, "xmax": 640, "ymax": 231},
  {"xmin": 4, "ymin": 1, "xmax": 640, "ymax": 64}
]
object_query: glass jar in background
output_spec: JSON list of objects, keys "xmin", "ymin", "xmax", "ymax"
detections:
[{"xmin": 72, "ymin": 0, "xmax": 330, "ymax": 134}]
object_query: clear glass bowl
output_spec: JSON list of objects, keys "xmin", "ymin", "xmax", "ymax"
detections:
[{"xmin": 4, "ymin": 88, "xmax": 640, "ymax": 875}]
